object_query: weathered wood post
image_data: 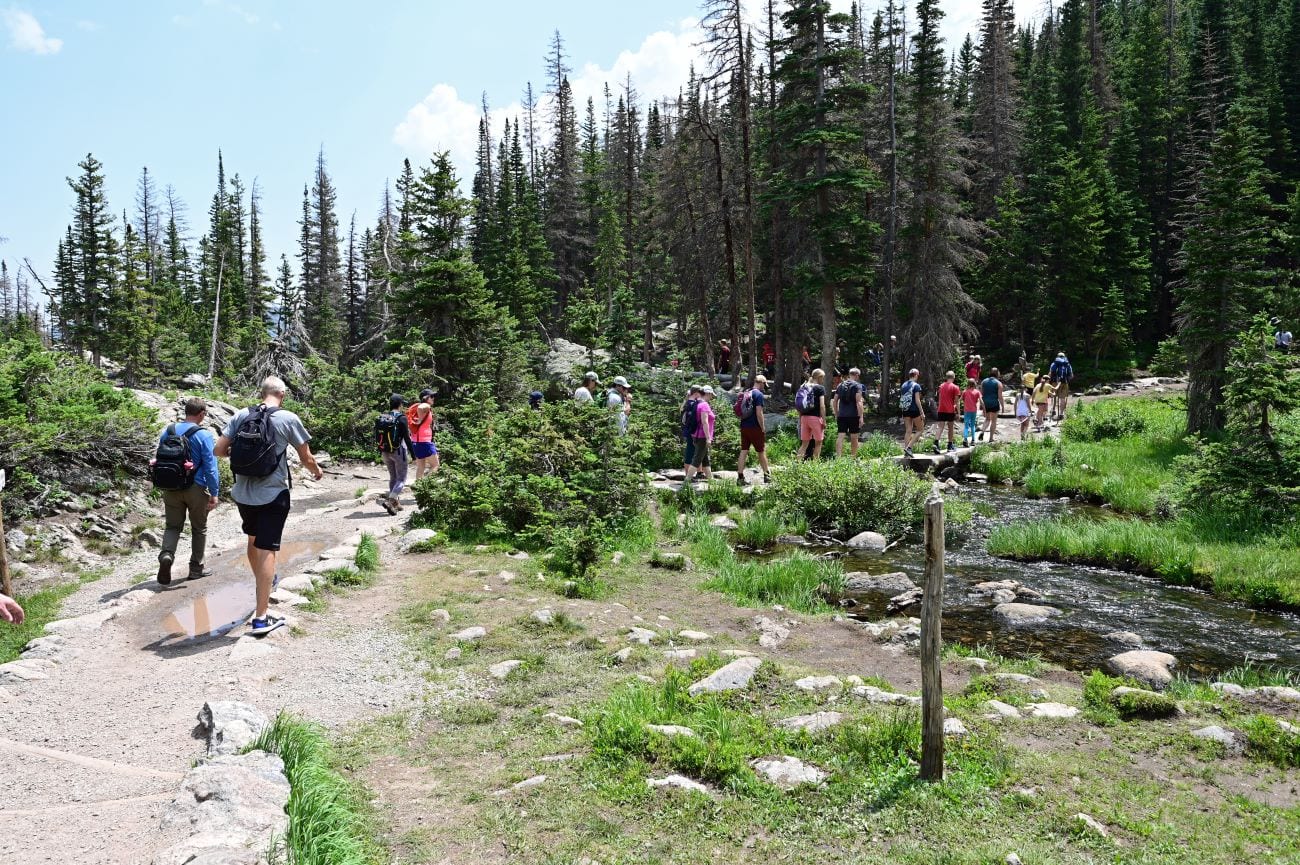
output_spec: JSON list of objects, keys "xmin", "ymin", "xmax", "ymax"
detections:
[
  {"xmin": 919, "ymin": 491, "xmax": 945, "ymax": 782},
  {"xmin": 0, "ymin": 469, "xmax": 11, "ymax": 597}
]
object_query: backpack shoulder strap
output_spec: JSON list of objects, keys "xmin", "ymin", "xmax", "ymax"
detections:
[
  {"xmin": 181, "ymin": 425, "xmax": 201, "ymax": 440},
  {"xmin": 164, "ymin": 423, "xmax": 176, "ymax": 437}
]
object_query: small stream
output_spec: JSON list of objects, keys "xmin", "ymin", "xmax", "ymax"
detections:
[{"xmin": 792, "ymin": 487, "xmax": 1300, "ymax": 678}]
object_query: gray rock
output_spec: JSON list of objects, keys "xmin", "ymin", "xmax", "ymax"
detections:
[
  {"xmin": 663, "ymin": 649, "xmax": 697, "ymax": 661},
  {"xmin": 1105, "ymin": 650, "xmax": 1177, "ymax": 690},
  {"xmin": 198, "ymin": 701, "xmax": 270, "ymax": 756},
  {"xmin": 612, "ymin": 647, "xmax": 634, "ymax": 663},
  {"xmin": 627, "ymin": 627, "xmax": 659, "ymax": 645},
  {"xmin": 1025, "ymin": 702, "xmax": 1079, "ymax": 719},
  {"xmin": 1253, "ymin": 685, "xmax": 1300, "ymax": 703},
  {"xmin": 444, "ymin": 647, "xmax": 462, "ymax": 661},
  {"xmin": 1210, "ymin": 682, "xmax": 1247, "ymax": 697},
  {"xmin": 399, "ymin": 528, "xmax": 438, "ymax": 552},
  {"xmin": 1104, "ymin": 630, "xmax": 1144, "ymax": 647},
  {"xmin": 275, "ymin": 574, "xmax": 316, "ymax": 593},
  {"xmin": 493, "ymin": 775, "xmax": 547, "ymax": 795},
  {"xmin": 710, "ymin": 515, "xmax": 739, "ymax": 530},
  {"xmin": 993, "ymin": 673, "xmax": 1039, "ymax": 685},
  {"xmin": 178, "ymin": 372, "xmax": 210, "ymax": 388},
  {"xmin": 545, "ymin": 337, "xmax": 610, "ymax": 380},
  {"xmin": 6, "ymin": 528, "xmax": 29, "ymax": 553},
  {"xmin": 853, "ymin": 685, "xmax": 922, "ymax": 706},
  {"xmin": 777, "ymin": 711, "xmax": 845, "ymax": 733},
  {"xmin": 507, "ymin": 550, "xmax": 531, "ymax": 560},
  {"xmin": 489, "ymin": 660, "xmax": 524, "ymax": 679},
  {"xmin": 156, "ymin": 751, "xmax": 290, "ymax": 865},
  {"xmin": 987, "ymin": 700, "xmax": 1021, "ymax": 718},
  {"xmin": 611, "ymin": 551, "xmax": 626, "ymax": 565},
  {"xmin": 20, "ymin": 635, "xmax": 69, "ymax": 662},
  {"xmin": 843, "ymin": 571, "xmax": 915, "ymax": 596},
  {"xmin": 543, "ymin": 712, "xmax": 583, "ymax": 728},
  {"xmin": 137, "ymin": 528, "xmax": 163, "ymax": 548},
  {"xmin": 751, "ymin": 755, "xmax": 828, "ymax": 788},
  {"xmin": 646, "ymin": 724, "xmax": 697, "ymax": 738},
  {"xmin": 794, "ymin": 675, "xmax": 842, "ymax": 692},
  {"xmin": 1191, "ymin": 725, "xmax": 1244, "ymax": 756},
  {"xmin": 990, "ymin": 589, "xmax": 1017, "ymax": 605},
  {"xmin": 0, "ymin": 659, "xmax": 53, "ymax": 684},
  {"xmin": 994, "ymin": 603, "xmax": 1062, "ymax": 626},
  {"xmin": 886, "ymin": 588, "xmax": 925, "ymax": 614},
  {"xmin": 943, "ymin": 718, "xmax": 968, "ymax": 737},
  {"xmin": 269, "ymin": 588, "xmax": 308, "ymax": 607},
  {"xmin": 688, "ymin": 656, "xmax": 762, "ymax": 695},
  {"xmin": 529, "ymin": 608, "xmax": 554, "ymax": 625},
  {"xmin": 845, "ymin": 531, "xmax": 888, "ymax": 551},
  {"xmin": 676, "ymin": 629, "xmax": 711, "ymax": 642},
  {"xmin": 755, "ymin": 616, "xmax": 790, "ymax": 648},
  {"xmin": 1073, "ymin": 813, "xmax": 1109, "ymax": 839},
  {"xmin": 450, "ymin": 626, "xmax": 487, "ymax": 642},
  {"xmin": 647, "ymin": 774, "xmax": 711, "ymax": 794},
  {"xmin": 429, "ymin": 608, "xmax": 452, "ymax": 625},
  {"xmin": 1006, "ymin": 855, "xmax": 1024, "ymax": 865}
]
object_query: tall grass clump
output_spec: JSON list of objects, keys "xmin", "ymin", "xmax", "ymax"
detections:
[
  {"xmin": 251, "ymin": 713, "xmax": 384, "ymax": 865},
  {"xmin": 353, "ymin": 533, "xmax": 380, "ymax": 574},
  {"xmin": 685, "ymin": 520, "xmax": 841, "ymax": 611},
  {"xmin": 765, "ymin": 458, "xmax": 932, "ymax": 539},
  {"xmin": 732, "ymin": 511, "xmax": 784, "ymax": 549}
]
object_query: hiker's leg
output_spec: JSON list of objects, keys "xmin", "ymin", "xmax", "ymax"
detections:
[
  {"xmin": 161, "ymin": 491, "xmax": 186, "ymax": 562},
  {"xmin": 186, "ymin": 484, "xmax": 209, "ymax": 568}
]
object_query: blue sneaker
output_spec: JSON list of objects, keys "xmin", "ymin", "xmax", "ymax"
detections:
[{"xmin": 249, "ymin": 613, "xmax": 285, "ymax": 637}]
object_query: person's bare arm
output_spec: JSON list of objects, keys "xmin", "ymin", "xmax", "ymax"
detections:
[
  {"xmin": 0, "ymin": 593, "xmax": 25, "ymax": 625},
  {"xmin": 295, "ymin": 443, "xmax": 324, "ymax": 481},
  {"xmin": 214, "ymin": 435, "xmax": 231, "ymax": 458}
]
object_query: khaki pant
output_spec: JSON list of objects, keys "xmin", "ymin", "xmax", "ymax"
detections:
[{"xmin": 162, "ymin": 484, "xmax": 211, "ymax": 568}]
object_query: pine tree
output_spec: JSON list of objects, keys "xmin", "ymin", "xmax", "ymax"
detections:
[
  {"xmin": 896, "ymin": 0, "xmax": 981, "ymax": 388},
  {"xmin": 1179, "ymin": 103, "xmax": 1278, "ymax": 434},
  {"xmin": 970, "ymin": 0, "xmax": 1020, "ymax": 217},
  {"xmin": 63, "ymin": 153, "xmax": 119, "ymax": 364}
]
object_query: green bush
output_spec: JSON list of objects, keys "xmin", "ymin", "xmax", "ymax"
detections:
[
  {"xmin": 1062, "ymin": 400, "xmax": 1152, "ymax": 442},
  {"xmin": 0, "ymin": 330, "xmax": 155, "ymax": 521},
  {"xmin": 733, "ymin": 511, "xmax": 784, "ymax": 549},
  {"xmin": 764, "ymin": 457, "xmax": 933, "ymax": 539},
  {"xmin": 1243, "ymin": 715, "xmax": 1300, "ymax": 768},
  {"xmin": 412, "ymin": 400, "xmax": 647, "ymax": 545},
  {"xmin": 1149, "ymin": 337, "xmax": 1186, "ymax": 377}
]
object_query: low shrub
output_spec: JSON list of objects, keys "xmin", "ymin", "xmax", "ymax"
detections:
[
  {"xmin": 1243, "ymin": 715, "xmax": 1300, "ymax": 768},
  {"xmin": 764, "ymin": 458, "xmax": 933, "ymax": 539}
]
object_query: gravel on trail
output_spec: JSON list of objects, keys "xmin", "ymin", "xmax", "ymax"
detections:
[{"xmin": 0, "ymin": 465, "xmax": 435, "ymax": 865}]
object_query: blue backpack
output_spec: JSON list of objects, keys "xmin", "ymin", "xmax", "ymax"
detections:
[{"xmin": 680, "ymin": 399, "xmax": 701, "ymax": 439}]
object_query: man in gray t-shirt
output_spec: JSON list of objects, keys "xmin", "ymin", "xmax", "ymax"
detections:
[{"xmin": 215, "ymin": 375, "xmax": 322, "ymax": 636}]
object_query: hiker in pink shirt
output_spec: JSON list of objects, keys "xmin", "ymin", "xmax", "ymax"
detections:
[{"xmin": 685, "ymin": 385, "xmax": 717, "ymax": 482}]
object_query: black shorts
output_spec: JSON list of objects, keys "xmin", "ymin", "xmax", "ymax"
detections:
[
  {"xmin": 836, "ymin": 416, "xmax": 862, "ymax": 436},
  {"xmin": 236, "ymin": 490, "xmax": 292, "ymax": 552},
  {"xmin": 937, "ymin": 411, "xmax": 956, "ymax": 422}
]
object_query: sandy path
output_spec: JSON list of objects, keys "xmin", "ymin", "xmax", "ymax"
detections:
[{"xmin": 0, "ymin": 464, "xmax": 427, "ymax": 865}]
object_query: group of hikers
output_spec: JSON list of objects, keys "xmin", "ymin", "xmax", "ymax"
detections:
[{"xmin": 142, "ymin": 376, "xmax": 444, "ymax": 638}]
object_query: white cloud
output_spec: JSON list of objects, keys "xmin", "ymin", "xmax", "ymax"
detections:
[
  {"xmin": 3, "ymin": 8, "xmax": 63, "ymax": 55},
  {"xmin": 202, "ymin": 0, "xmax": 262, "ymax": 26}
]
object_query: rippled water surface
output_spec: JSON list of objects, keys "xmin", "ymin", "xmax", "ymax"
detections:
[{"xmin": 811, "ymin": 487, "xmax": 1300, "ymax": 677}]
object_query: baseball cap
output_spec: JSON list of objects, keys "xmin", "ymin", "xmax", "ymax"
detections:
[
  {"xmin": 702, "ymin": 385, "xmax": 715, "ymax": 395},
  {"xmin": 688, "ymin": 384, "xmax": 703, "ymax": 394},
  {"xmin": 613, "ymin": 376, "xmax": 630, "ymax": 388},
  {"xmin": 583, "ymin": 371, "xmax": 600, "ymax": 382},
  {"xmin": 419, "ymin": 388, "xmax": 435, "ymax": 399}
]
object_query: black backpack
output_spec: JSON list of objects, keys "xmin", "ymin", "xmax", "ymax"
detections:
[
  {"xmin": 374, "ymin": 411, "xmax": 403, "ymax": 453},
  {"xmin": 680, "ymin": 398, "xmax": 701, "ymax": 439},
  {"xmin": 150, "ymin": 424, "xmax": 201, "ymax": 491},
  {"xmin": 230, "ymin": 405, "xmax": 283, "ymax": 478}
]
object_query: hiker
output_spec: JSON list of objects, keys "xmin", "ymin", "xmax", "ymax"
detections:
[
  {"xmin": 0, "ymin": 592, "xmax": 24, "ymax": 625},
  {"xmin": 866, "ymin": 342, "xmax": 884, "ymax": 367},
  {"xmin": 574, "ymin": 371, "xmax": 600, "ymax": 405},
  {"xmin": 1276, "ymin": 328, "xmax": 1293, "ymax": 353},
  {"xmin": 215, "ymin": 376, "xmax": 323, "ymax": 636},
  {"xmin": 980, "ymin": 368, "xmax": 1005, "ymax": 442},
  {"xmin": 762, "ymin": 341, "xmax": 776, "ymax": 376},
  {"xmin": 965, "ymin": 354, "xmax": 982, "ymax": 383},
  {"xmin": 529, "ymin": 390, "xmax": 544, "ymax": 410},
  {"xmin": 1048, "ymin": 352, "xmax": 1074, "ymax": 420},
  {"xmin": 899, "ymin": 369, "xmax": 925, "ymax": 458},
  {"xmin": 152, "ymin": 397, "xmax": 220, "ymax": 585},
  {"xmin": 736, "ymin": 374, "xmax": 772, "ymax": 485},
  {"xmin": 961, "ymin": 379, "xmax": 982, "ymax": 447},
  {"xmin": 684, "ymin": 385, "xmax": 717, "ymax": 482},
  {"xmin": 680, "ymin": 385, "xmax": 705, "ymax": 472},
  {"xmin": 607, "ymin": 375, "xmax": 633, "ymax": 435},
  {"xmin": 408, "ymin": 389, "xmax": 441, "ymax": 481},
  {"xmin": 1021, "ymin": 366, "xmax": 1038, "ymax": 392},
  {"xmin": 718, "ymin": 339, "xmax": 732, "ymax": 375},
  {"xmin": 375, "ymin": 394, "xmax": 415, "ymax": 515},
  {"xmin": 930, "ymin": 370, "xmax": 961, "ymax": 453},
  {"xmin": 832, "ymin": 367, "xmax": 866, "ymax": 458},
  {"xmin": 1016, "ymin": 389, "xmax": 1033, "ymax": 440},
  {"xmin": 795, "ymin": 368, "xmax": 828, "ymax": 460},
  {"xmin": 1033, "ymin": 375, "xmax": 1055, "ymax": 430}
]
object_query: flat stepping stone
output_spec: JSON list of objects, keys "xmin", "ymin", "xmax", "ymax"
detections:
[
  {"xmin": 276, "ymin": 574, "xmax": 316, "ymax": 593},
  {"xmin": 543, "ymin": 712, "xmax": 583, "ymax": 728},
  {"xmin": 794, "ymin": 675, "xmax": 842, "ymax": 692},
  {"xmin": 305, "ymin": 558, "xmax": 358, "ymax": 575},
  {"xmin": 751, "ymin": 756, "xmax": 827, "ymax": 789},
  {"xmin": 0, "ymin": 659, "xmax": 54, "ymax": 684},
  {"xmin": 688, "ymin": 656, "xmax": 761, "ymax": 695},
  {"xmin": 269, "ymin": 588, "xmax": 309, "ymax": 607},
  {"xmin": 1025, "ymin": 702, "xmax": 1079, "ymax": 719},
  {"xmin": 450, "ymin": 626, "xmax": 487, "ymax": 642},
  {"xmin": 320, "ymin": 545, "xmax": 358, "ymax": 559},
  {"xmin": 489, "ymin": 660, "xmax": 523, "ymax": 679},
  {"xmin": 44, "ymin": 609, "xmax": 118, "ymax": 635},
  {"xmin": 776, "ymin": 712, "xmax": 844, "ymax": 733},
  {"xmin": 627, "ymin": 627, "xmax": 659, "ymax": 645},
  {"xmin": 986, "ymin": 700, "xmax": 1021, "ymax": 718},
  {"xmin": 853, "ymin": 685, "xmax": 921, "ymax": 706},
  {"xmin": 994, "ymin": 603, "xmax": 1061, "ymax": 625},
  {"xmin": 676, "ymin": 630, "xmax": 712, "ymax": 642},
  {"xmin": 993, "ymin": 673, "xmax": 1040, "ymax": 685},
  {"xmin": 647, "ymin": 775, "xmax": 711, "ymax": 794},
  {"xmin": 663, "ymin": 649, "xmax": 697, "ymax": 661},
  {"xmin": 646, "ymin": 724, "xmax": 697, "ymax": 738},
  {"xmin": 229, "ymin": 637, "xmax": 280, "ymax": 663},
  {"xmin": 399, "ymin": 528, "xmax": 438, "ymax": 551}
]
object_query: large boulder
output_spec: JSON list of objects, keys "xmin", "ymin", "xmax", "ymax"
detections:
[
  {"xmin": 843, "ymin": 572, "xmax": 915, "ymax": 596},
  {"xmin": 544, "ymin": 338, "xmax": 610, "ymax": 381},
  {"xmin": 1105, "ymin": 650, "xmax": 1177, "ymax": 690},
  {"xmin": 845, "ymin": 531, "xmax": 888, "ymax": 552},
  {"xmin": 155, "ymin": 751, "xmax": 290, "ymax": 865},
  {"xmin": 994, "ymin": 603, "xmax": 1062, "ymax": 626}
]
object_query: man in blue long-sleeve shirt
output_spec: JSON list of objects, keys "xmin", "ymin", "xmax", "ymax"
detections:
[{"xmin": 157, "ymin": 398, "xmax": 220, "ymax": 585}]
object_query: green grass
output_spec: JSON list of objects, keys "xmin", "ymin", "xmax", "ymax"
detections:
[
  {"xmin": 1082, "ymin": 671, "xmax": 1178, "ymax": 723},
  {"xmin": 0, "ymin": 582, "xmax": 79, "ymax": 664},
  {"xmin": 680, "ymin": 480, "xmax": 753, "ymax": 514},
  {"xmin": 685, "ymin": 519, "xmax": 842, "ymax": 612},
  {"xmin": 732, "ymin": 511, "xmax": 785, "ymax": 549},
  {"xmin": 354, "ymin": 533, "xmax": 380, "ymax": 573},
  {"xmin": 1242, "ymin": 714, "xmax": 1300, "ymax": 768},
  {"xmin": 251, "ymin": 713, "xmax": 385, "ymax": 865},
  {"xmin": 1218, "ymin": 662, "xmax": 1300, "ymax": 689},
  {"xmin": 987, "ymin": 516, "xmax": 1300, "ymax": 611}
]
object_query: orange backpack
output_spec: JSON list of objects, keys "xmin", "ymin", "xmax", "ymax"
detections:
[{"xmin": 407, "ymin": 402, "xmax": 432, "ymax": 437}]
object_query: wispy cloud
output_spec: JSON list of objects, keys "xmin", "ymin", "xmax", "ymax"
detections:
[
  {"xmin": 75, "ymin": 19, "xmax": 98, "ymax": 32},
  {"xmin": 2, "ymin": 8, "xmax": 63, "ymax": 55},
  {"xmin": 203, "ymin": 0, "xmax": 261, "ymax": 26}
]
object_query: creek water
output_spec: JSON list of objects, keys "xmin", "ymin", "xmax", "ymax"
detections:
[{"xmin": 793, "ymin": 487, "xmax": 1300, "ymax": 678}]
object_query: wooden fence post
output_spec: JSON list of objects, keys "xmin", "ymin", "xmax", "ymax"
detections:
[{"xmin": 919, "ymin": 491, "xmax": 945, "ymax": 782}]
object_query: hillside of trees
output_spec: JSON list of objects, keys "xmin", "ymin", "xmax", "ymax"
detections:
[{"xmin": 2, "ymin": 0, "xmax": 1299, "ymax": 438}]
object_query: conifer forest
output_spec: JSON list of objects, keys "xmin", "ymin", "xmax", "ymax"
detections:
[{"xmin": 2, "ymin": 0, "xmax": 1295, "ymax": 440}]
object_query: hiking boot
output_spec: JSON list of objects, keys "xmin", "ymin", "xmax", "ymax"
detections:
[
  {"xmin": 157, "ymin": 550, "xmax": 174, "ymax": 586},
  {"xmin": 932, "ymin": 442, "xmax": 942, "ymax": 455},
  {"xmin": 249, "ymin": 613, "xmax": 285, "ymax": 637},
  {"xmin": 948, "ymin": 443, "xmax": 957, "ymax": 453},
  {"xmin": 903, "ymin": 447, "xmax": 914, "ymax": 458},
  {"xmin": 188, "ymin": 564, "xmax": 212, "ymax": 580},
  {"xmin": 380, "ymin": 497, "xmax": 397, "ymax": 515},
  {"xmin": 762, "ymin": 475, "xmax": 772, "ymax": 485},
  {"xmin": 737, "ymin": 477, "xmax": 747, "ymax": 487}
]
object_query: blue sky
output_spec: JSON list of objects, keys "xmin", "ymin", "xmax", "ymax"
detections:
[{"xmin": 1, "ymin": 0, "xmax": 1003, "ymax": 293}]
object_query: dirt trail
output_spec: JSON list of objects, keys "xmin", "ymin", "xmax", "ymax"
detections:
[{"xmin": 0, "ymin": 465, "xmax": 427, "ymax": 865}]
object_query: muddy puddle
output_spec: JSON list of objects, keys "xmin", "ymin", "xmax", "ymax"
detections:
[
  {"xmin": 154, "ymin": 538, "xmax": 330, "ymax": 643},
  {"xmin": 762, "ymin": 487, "xmax": 1300, "ymax": 678}
]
